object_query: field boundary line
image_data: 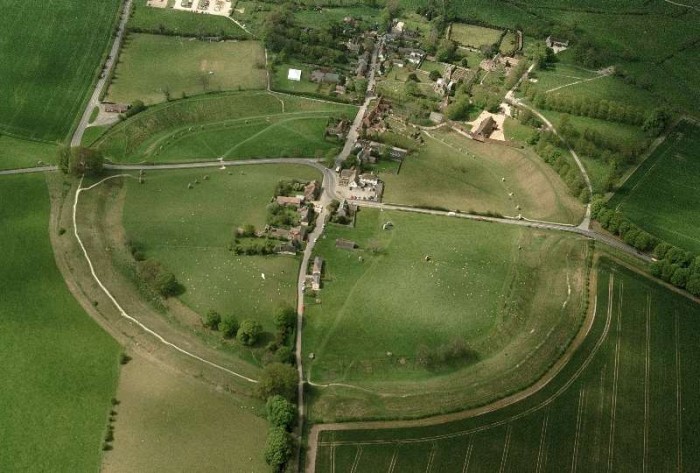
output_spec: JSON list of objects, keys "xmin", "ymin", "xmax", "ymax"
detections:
[
  {"xmin": 499, "ymin": 425, "xmax": 512, "ymax": 473},
  {"xmin": 606, "ymin": 280, "xmax": 623, "ymax": 473},
  {"xmin": 462, "ymin": 436, "xmax": 474, "ymax": 473},
  {"xmin": 330, "ymin": 444, "xmax": 336, "ymax": 473},
  {"xmin": 592, "ymin": 367, "xmax": 606, "ymax": 467},
  {"xmin": 387, "ymin": 447, "xmax": 399, "ymax": 473},
  {"xmin": 545, "ymin": 72, "xmax": 610, "ymax": 94},
  {"xmin": 425, "ymin": 442, "xmax": 437, "ymax": 473},
  {"xmin": 349, "ymin": 446, "xmax": 363, "ymax": 473},
  {"xmin": 643, "ymin": 293, "xmax": 651, "ymax": 473},
  {"xmin": 73, "ymin": 175, "xmax": 258, "ymax": 383},
  {"xmin": 674, "ymin": 311, "xmax": 683, "ymax": 472},
  {"xmin": 571, "ymin": 387, "xmax": 586, "ymax": 473},
  {"xmin": 536, "ymin": 409, "xmax": 550, "ymax": 473}
]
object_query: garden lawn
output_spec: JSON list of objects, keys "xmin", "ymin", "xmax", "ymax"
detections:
[
  {"xmin": 0, "ymin": 135, "xmax": 57, "ymax": 170},
  {"xmin": 608, "ymin": 121, "xmax": 700, "ymax": 253},
  {"xmin": 128, "ymin": 0, "xmax": 250, "ymax": 38},
  {"xmin": 382, "ymin": 130, "xmax": 584, "ymax": 224},
  {"xmin": 315, "ymin": 259, "xmax": 700, "ymax": 472},
  {"xmin": 0, "ymin": 0, "xmax": 121, "ymax": 140},
  {"xmin": 449, "ymin": 23, "xmax": 503, "ymax": 48},
  {"xmin": 122, "ymin": 165, "xmax": 321, "ymax": 334},
  {"xmin": 304, "ymin": 208, "xmax": 590, "ymax": 420},
  {"xmin": 107, "ymin": 34, "xmax": 266, "ymax": 105},
  {"xmin": 0, "ymin": 174, "xmax": 120, "ymax": 471}
]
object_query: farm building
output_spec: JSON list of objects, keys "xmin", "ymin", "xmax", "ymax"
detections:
[
  {"xmin": 336, "ymin": 239, "xmax": 357, "ymax": 250},
  {"xmin": 276, "ymin": 196, "xmax": 303, "ymax": 208},
  {"xmin": 472, "ymin": 116, "xmax": 496, "ymax": 140},
  {"xmin": 287, "ymin": 68, "xmax": 302, "ymax": 81},
  {"xmin": 104, "ymin": 103, "xmax": 130, "ymax": 113},
  {"xmin": 311, "ymin": 70, "xmax": 340, "ymax": 83},
  {"xmin": 304, "ymin": 181, "xmax": 320, "ymax": 201}
]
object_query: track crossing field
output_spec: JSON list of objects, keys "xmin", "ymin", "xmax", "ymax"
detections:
[
  {"xmin": 608, "ymin": 121, "xmax": 700, "ymax": 253},
  {"xmin": 0, "ymin": 0, "xmax": 121, "ymax": 140},
  {"xmin": 314, "ymin": 260, "xmax": 700, "ymax": 472}
]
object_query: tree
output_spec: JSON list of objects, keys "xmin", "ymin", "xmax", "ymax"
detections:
[
  {"xmin": 220, "ymin": 316, "xmax": 239, "ymax": 339},
  {"xmin": 237, "ymin": 319, "xmax": 262, "ymax": 346},
  {"xmin": 274, "ymin": 346, "xmax": 294, "ymax": 364},
  {"xmin": 266, "ymin": 395, "xmax": 297, "ymax": 430},
  {"xmin": 124, "ymin": 100, "xmax": 146, "ymax": 118},
  {"xmin": 428, "ymin": 69, "xmax": 441, "ymax": 81},
  {"xmin": 642, "ymin": 108, "xmax": 670, "ymax": 137},
  {"xmin": 671, "ymin": 267, "xmax": 690, "ymax": 288},
  {"xmin": 687, "ymin": 274, "xmax": 700, "ymax": 297},
  {"xmin": 436, "ymin": 39, "xmax": 457, "ymax": 62},
  {"xmin": 274, "ymin": 306, "xmax": 296, "ymax": 332},
  {"xmin": 446, "ymin": 97, "xmax": 471, "ymax": 121},
  {"xmin": 256, "ymin": 362, "xmax": 298, "ymax": 400},
  {"xmin": 264, "ymin": 427, "xmax": 293, "ymax": 469},
  {"xmin": 155, "ymin": 270, "xmax": 180, "ymax": 297},
  {"xmin": 59, "ymin": 146, "xmax": 104, "ymax": 177},
  {"xmin": 203, "ymin": 310, "xmax": 221, "ymax": 330}
]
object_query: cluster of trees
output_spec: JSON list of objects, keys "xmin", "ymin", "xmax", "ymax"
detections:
[
  {"xmin": 275, "ymin": 179, "xmax": 311, "ymax": 198},
  {"xmin": 58, "ymin": 146, "xmax": 104, "ymax": 177},
  {"xmin": 591, "ymin": 202, "xmax": 700, "ymax": 296},
  {"xmin": 531, "ymin": 131, "xmax": 589, "ymax": 201},
  {"xmin": 267, "ymin": 203, "xmax": 301, "ymax": 227},
  {"xmin": 202, "ymin": 310, "xmax": 263, "ymax": 345},
  {"xmin": 137, "ymin": 259, "xmax": 183, "ymax": 297},
  {"xmin": 416, "ymin": 338, "xmax": 478, "ymax": 371},
  {"xmin": 263, "ymin": 396, "xmax": 297, "ymax": 471},
  {"xmin": 231, "ymin": 238, "xmax": 281, "ymax": 256},
  {"xmin": 521, "ymin": 86, "xmax": 647, "ymax": 127}
]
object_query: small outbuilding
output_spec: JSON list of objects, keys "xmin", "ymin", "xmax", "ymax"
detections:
[{"xmin": 287, "ymin": 68, "xmax": 302, "ymax": 81}]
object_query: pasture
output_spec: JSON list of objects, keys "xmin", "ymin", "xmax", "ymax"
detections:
[
  {"xmin": 0, "ymin": 135, "xmax": 57, "ymax": 170},
  {"xmin": 0, "ymin": 0, "xmax": 121, "ymax": 141},
  {"xmin": 304, "ymin": 208, "xmax": 590, "ymax": 420},
  {"xmin": 608, "ymin": 121, "xmax": 700, "ymax": 253},
  {"xmin": 449, "ymin": 23, "xmax": 503, "ymax": 48},
  {"xmin": 314, "ymin": 259, "xmax": 700, "ymax": 472},
  {"xmin": 107, "ymin": 34, "xmax": 266, "ymax": 105},
  {"xmin": 128, "ymin": 0, "xmax": 250, "ymax": 38},
  {"xmin": 102, "ymin": 352, "xmax": 268, "ymax": 473},
  {"xmin": 95, "ymin": 91, "xmax": 356, "ymax": 162},
  {"xmin": 122, "ymin": 165, "xmax": 320, "ymax": 335},
  {"xmin": 0, "ymin": 174, "xmax": 120, "ymax": 471},
  {"xmin": 382, "ymin": 130, "xmax": 584, "ymax": 224}
]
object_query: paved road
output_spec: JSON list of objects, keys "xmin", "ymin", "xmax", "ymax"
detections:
[
  {"xmin": 71, "ymin": 0, "xmax": 133, "ymax": 147},
  {"xmin": 0, "ymin": 165, "xmax": 57, "ymax": 176},
  {"xmin": 335, "ymin": 36, "xmax": 383, "ymax": 168}
]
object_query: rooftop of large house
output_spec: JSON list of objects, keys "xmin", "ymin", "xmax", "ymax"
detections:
[
  {"xmin": 312, "ymin": 256, "xmax": 323, "ymax": 275},
  {"xmin": 276, "ymin": 196, "xmax": 303, "ymax": 207}
]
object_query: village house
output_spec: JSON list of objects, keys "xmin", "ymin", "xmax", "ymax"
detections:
[
  {"xmin": 276, "ymin": 195, "xmax": 303, "ymax": 208},
  {"xmin": 104, "ymin": 103, "xmax": 130, "ymax": 114},
  {"xmin": 289, "ymin": 226, "xmax": 308, "ymax": 243},
  {"xmin": 325, "ymin": 119, "xmax": 349, "ymax": 139},
  {"xmin": 299, "ymin": 206, "xmax": 311, "ymax": 226},
  {"xmin": 472, "ymin": 116, "xmax": 496, "ymax": 141},
  {"xmin": 339, "ymin": 168, "xmax": 357, "ymax": 187},
  {"xmin": 304, "ymin": 180, "xmax": 319, "ymax": 201},
  {"xmin": 311, "ymin": 256, "xmax": 323, "ymax": 290},
  {"xmin": 359, "ymin": 173, "xmax": 380, "ymax": 186},
  {"xmin": 311, "ymin": 70, "xmax": 340, "ymax": 84}
]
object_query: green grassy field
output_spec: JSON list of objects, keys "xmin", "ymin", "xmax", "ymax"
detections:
[
  {"xmin": 450, "ymin": 23, "xmax": 503, "ymax": 48},
  {"xmin": 0, "ymin": 0, "xmax": 121, "ymax": 140},
  {"xmin": 0, "ymin": 174, "xmax": 121, "ymax": 471},
  {"xmin": 107, "ymin": 34, "xmax": 266, "ymax": 105},
  {"xmin": 95, "ymin": 91, "xmax": 356, "ymax": 162},
  {"xmin": 122, "ymin": 165, "xmax": 320, "ymax": 337},
  {"xmin": 128, "ymin": 0, "xmax": 250, "ymax": 38},
  {"xmin": 315, "ymin": 258, "xmax": 700, "ymax": 472},
  {"xmin": 102, "ymin": 352, "xmax": 268, "ymax": 473},
  {"xmin": 294, "ymin": 5, "xmax": 380, "ymax": 29},
  {"xmin": 608, "ymin": 121, "xmax": 700, "ymax": 253},
  {"xmin": 382, "ymin": 130, "xmax": 584, "ymax": 224},
  {"xmin": 0, "ymin": 135, "xmax": 57, "ymax": 170},
  {"xmin": 304, "ymin": 208, "xmax": 590, "ymax": 420}
]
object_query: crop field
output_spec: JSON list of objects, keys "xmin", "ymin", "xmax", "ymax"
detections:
[
  {"xmin": 122, "ymin": 165, "xmax": 320, "ymax": 334},
  {"xmin": 450, "ymin": 23, "xmax": 503, "ymax": 48},
  {"xmin": 102, "ymin": 352, "xmax": 268, "ymax": 473},
  {"xmin": 608, "ymin": 121, "xmax": 700, "ymax": 253},
  {"xmin": 95, "ymin": 91, "xmax": 356, "ymax": 162},
  {"xmin": 304, "ymin": 208, "xmax": 590, "ymax": 420},
  {"xmin": 107, "ymin": 34, "xmax": 266, "ymax": 105},
  {"xmin": 128, "ymin": 0, "xmax": 249, "ymax": 38},
  {"xmin": 382, "ymin": 130, "xmax": 584, "ymax": 224},
  {"xmin": 0, "ymin": 0, "xmax": 121, "ymax": 141},
  {"xmin": 0, "ymin": 174, "xmax": 120, "ymax": 471},
  {"xmin": 0, "ymin": 135, "xmax": 57, "ymax": 170},
  {"xmin": 314, "ymin": 259, "xmax": 700, "ymax": 472}
]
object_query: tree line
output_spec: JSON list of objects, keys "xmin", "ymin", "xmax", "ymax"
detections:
[{"xmin": 592, "ymin": 201, "xmax": 700, "ymax": 297}]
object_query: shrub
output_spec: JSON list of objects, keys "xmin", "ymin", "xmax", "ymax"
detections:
[
  {"xmin": 203, "ymin": 310, "xmax": 222, "ymax": 330},
  {"xmin": 237, "ymin": 320, "xmax": 262, "ymax": 346},
  {"xmin": 220, "ymin": 316, "xmax": 239, "ymax": 339},
  {"xmin": 264, "ymin": 427, "xmax": 293, "ymax": 469},
  {"xmin": 266, "ymin": 395, "xmax": 297, "ymax": 430},
  {"xmin": 274, "ymin": 346, "xmax": 294, "ymax": 365},
  {"xmin": 256, "ymin": 362, "xmax": 298, "ymax": 401}
]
